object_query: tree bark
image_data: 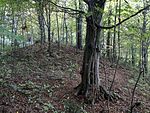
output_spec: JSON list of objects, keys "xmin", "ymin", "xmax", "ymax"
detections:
[
  {"xmin": 70, "ymin": 27, "xmax": 73, "ymax": 46},
  {"xmin": 56, "ymin": 11, "xmax": 60, "ymax": 48},
  {"xmin": 141, "ymin": 0, "xmax": 148, "ymax": 74},
  {"xmin": 45, "ymin": 3, "xmax": 52, "ymax": 56},
  {"xmin": 117, "ymin": 0, "xmax": 121, "ymax": 59},
  {"xmin": 37, "ymin": 1, "xmax": 46, "ymax": 45},
  {"xmin": 112, "ymin": 0, "xmax": 118, "ymax": 62},
  {"xmin": 64, "ymin": 13, "xmax": 68, "ymax": 45},
  {"xmin": 131, "ymin": 43, "xmax": 135, "ymax": 66},
  {"xmin": 76, "ymin": 0, "xmax": 108, "ymax": 102},
  {"xmin": 76, "ymin": 0, "xmax": 83, "ymax": 49},
  {"xmin": 106, "ymin": 3, "xmax": 112, "ymax": 59}
]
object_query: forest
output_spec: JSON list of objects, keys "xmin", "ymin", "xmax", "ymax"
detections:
[{"xmin": 0, "ymin": 0, "xmax": 150, "ymax": 113}]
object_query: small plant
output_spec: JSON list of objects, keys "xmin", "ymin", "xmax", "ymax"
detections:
[
  {"xmin": 67, "ymin": 61, "xmax": 78, "ymax": 79},
  {"xmin": 63, "ymin": 100, "xmax": 87, "ymax": 113},
  {"xmin": 42, "ymin": 102, "xmax": 58, "ymax": 113}
]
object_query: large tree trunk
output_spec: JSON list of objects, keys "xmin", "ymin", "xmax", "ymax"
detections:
[{"xmin": 76, "ymin": 0, "xmax": 109, "ymax": 102}]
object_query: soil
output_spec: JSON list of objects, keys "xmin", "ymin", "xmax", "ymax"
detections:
[{"xmin": 0, "ymin": 43, "xmax": 150, "ymax": 113}]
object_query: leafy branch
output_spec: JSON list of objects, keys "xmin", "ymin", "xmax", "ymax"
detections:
[
  {"xmin": 48, "ymin": 0, "xmax": 85, "ymax": 14},
  {"xmin": 96, "ymin": 5, "xmax": 150, "ymax": 29}
]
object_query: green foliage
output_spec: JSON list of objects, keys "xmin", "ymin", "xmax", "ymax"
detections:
[
  {"xmin": 84, "ymin": 11, "xmax": 93, "ymax": 17},
  {"xmin": 67, "ymin": 61, "xmax": 78, "ymax": 79},
  {"xmin": 63, "ymin": 100, "xmax": 87, "ymax": 113},
  {"xmin": 0, "ymin": 26, "xmax": 25, "ymax": 42},
  {"xmin": 43, "ymin": 102, "xmax": 57, "ymax": 113},
  {"xmin": 128, "ymin": 72, "xmax": 150, "ymax": 99}
]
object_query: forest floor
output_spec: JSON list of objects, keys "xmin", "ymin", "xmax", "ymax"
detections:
[{"xmin": 0, "ymin": 43, "xmax": 150, "ymax": 113}]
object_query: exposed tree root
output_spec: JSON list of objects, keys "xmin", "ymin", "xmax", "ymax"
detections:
[{"xmin": 75, "ymin": 84, "xmax": 121, "ymax": 104}]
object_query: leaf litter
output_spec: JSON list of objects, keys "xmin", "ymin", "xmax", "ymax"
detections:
[{"xmin": 0, "ymin": 43, "xmax": 149, "ymax": 113}]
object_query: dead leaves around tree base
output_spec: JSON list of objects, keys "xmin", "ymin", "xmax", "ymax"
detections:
[{"xmin": 75, "ymin": 84, "xmax": 122, "ymax": 105}]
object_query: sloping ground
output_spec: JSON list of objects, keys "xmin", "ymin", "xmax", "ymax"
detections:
[{"xmin": 0, "ymin": 43, "xmax": 150, "ymax": 113}]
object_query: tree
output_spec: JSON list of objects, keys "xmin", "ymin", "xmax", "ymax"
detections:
[
  {"xmin": 106, "ymin": 2, "xmax": 112, "ymax": 59},
  {"xmin": 75, "ymin": 0, "xmax": 111, "ymax": 102},
  {"xmin": 76, "ymin": 0, "xmax": 83, "ymax": 49},
  {"xmin": 36, "ymin": 0, "xmax": 46, "ymax": 44},
  {"xmin": 56, "ymin": 7, "xmax": 60, "ymax": 48},
  {"xmin": 140, "ymin": 0, "xmax": 149, "ymax": 74},
  {"xmin": 45, "ymin": 2, "xmax": 52, "ymax": 56},
  {"xmin": 112, "ymin": 0, "xmax": 118, "ymax": 62}
]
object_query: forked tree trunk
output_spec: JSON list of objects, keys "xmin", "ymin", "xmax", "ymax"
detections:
[{"xmin": 76, "ymin": 0, "xmax": 109, "ymax": 102}]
